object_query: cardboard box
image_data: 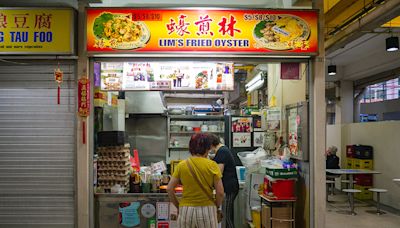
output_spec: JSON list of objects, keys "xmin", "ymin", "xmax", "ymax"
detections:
[{"xmin": 261, "ymin": 205, "xmax": 293, "ymax": 228}]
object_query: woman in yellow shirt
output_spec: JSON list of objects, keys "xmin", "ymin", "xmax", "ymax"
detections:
[{"xmin": 167, "ymin": 133, "xmax": 224, "ymax": 228}]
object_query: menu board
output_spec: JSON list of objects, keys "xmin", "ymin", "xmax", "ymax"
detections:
[
  {"xmin": 100, "ymin": 61, "xmax": 234, "ymax": 91},
  {"xmin": 87, "ymin": 9, "xmax": 318, "ymax": 55}
]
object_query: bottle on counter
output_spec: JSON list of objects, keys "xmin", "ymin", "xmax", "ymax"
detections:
[{"xmin": 129, "ymin": 171, "xmax": 141, "ymax": 193}]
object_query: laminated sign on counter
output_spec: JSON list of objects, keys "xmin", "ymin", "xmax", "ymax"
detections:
[{"xmin": 119, "ymin": 202, "xmax": 140, "ymax": 227}]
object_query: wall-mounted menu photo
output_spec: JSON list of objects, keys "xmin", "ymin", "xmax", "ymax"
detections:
[
  {"xmin": 233, "ymin": 133, "xmax": 251, "ymax": 148},
  {"xmin": 99, "ymin": 61, "xmax": 234, "ymax": 91}
]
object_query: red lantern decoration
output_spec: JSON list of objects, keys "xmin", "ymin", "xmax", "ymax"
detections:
[
  {"xmin": 78, "ymin": 77, "xmax": 90, "ymax": 144},
  {"xmin": 54, "ymin": 66, "xmax": 63, "ymax": 105}
]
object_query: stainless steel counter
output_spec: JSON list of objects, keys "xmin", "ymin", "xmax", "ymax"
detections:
[{"xmin": 95, "ymin": 193, "xmax": 176, "ymax": 228}]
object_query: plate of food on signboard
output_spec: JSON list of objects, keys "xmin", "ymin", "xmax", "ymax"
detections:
[
  {"xmin": 253, "ymin": 15, "xmax": 310, "ymax": 50},
  {"xmin": 93, "ymin": 13, "xmax": 150, "ymax": 50}
]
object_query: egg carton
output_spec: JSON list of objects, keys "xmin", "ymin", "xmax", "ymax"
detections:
[
  {"xmin": 97, "ymin": 145, "xmax": 130, "ymax": 152},
  {"xmin": 98, "ymin": 176, "xmax": 130, "ymax": 182},
  {"xmin": 98, "ymin": 170, "xmax": 130, "ymax": 177},
  {"xmin": 98, "ymin": 154, "xmax": 129, "ymax": 161},
  {"xmin": 97, "ymin": 166, "xmax": 131, "ymax": 172},
  {"xmin": 97, "ymin": 160, "xmax": 130, "ymax": 166}
]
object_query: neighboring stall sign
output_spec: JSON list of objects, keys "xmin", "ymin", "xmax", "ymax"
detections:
[
  {"xmin": 0, "ymin": 8, "xmax": 74, "ymax": 54},
  {"xmin": 99, "ymin": 61, "xmax": 234, "ymax": 91},
  {"xmin": 86, "ymin": 9, "xmax": 318, "ymax": 54}
]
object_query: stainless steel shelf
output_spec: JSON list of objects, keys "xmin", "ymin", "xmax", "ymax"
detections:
[
  {"xmin": 168, "ymin": 115, "xmax": 225, "ymax": 120},
  {"xmin": 168, "ymin": 147, "xmax": 189, "ymax": 150},
  {"xmin": 170, "ymin": 131, "xmax": 224, "ymax": 134}
]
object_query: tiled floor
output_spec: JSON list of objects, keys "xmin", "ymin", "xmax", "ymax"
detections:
[{"xmin": 326, "ymin": 192, "xmax": 400, "ymax": 228}]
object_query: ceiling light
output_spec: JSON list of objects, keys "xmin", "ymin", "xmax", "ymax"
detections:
[
  {"xmin": 328, "ymin": 65, "xmax": 337, "ymax": 76},
  {"xmin": 386, "ymin": 36, "xmax": 399, "ymax": 52}
]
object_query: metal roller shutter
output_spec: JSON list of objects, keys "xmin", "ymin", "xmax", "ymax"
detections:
[{"xmin": 0, "ymin": 60, "xmax": 76, "ymax": 228}]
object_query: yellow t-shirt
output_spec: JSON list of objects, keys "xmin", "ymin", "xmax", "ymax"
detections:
[{"xmin": 172, "ymin": 157, "xmax": 222, "ymax": 207}]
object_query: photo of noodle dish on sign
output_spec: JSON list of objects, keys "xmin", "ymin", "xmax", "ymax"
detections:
[
  {"xmin": 93, "ymin": 12, "xmax": 150, "ymax": 50},
  {"xmin": 253, "ymin": 15, "xmax": 310, "ymax": 51}
]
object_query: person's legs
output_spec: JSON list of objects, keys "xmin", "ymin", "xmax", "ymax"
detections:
[
  {"xmin": 224, "ymin": 191, "xmax": 238, "ymax": 228},
  {"xmin": 194, "ymin": 206, "xmax": 218, "ymax": 228},
  {"xmin": 178, "ymin": 206, "xmax": 196, "ymax": 228}
]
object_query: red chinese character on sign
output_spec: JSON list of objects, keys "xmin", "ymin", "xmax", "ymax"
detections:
[
  {"xmin": 0, "ymin": 13, "xmax": 7, "ymax": 28},
  {"xmin": 218, "ymin": 15, "xmax": 241, "ymax": 37},
  {"xmin": 194, "ymin": 15, "xmax": 213, "ymax": 36},
  {"xmin": 165, "ymin": 14, "xmax": 190, "ymax": 36},
  {"xmin": 35, "ymin": 13, "xmax": 52, "ymax": 29},
  {"xmin": 13, "ymin": 14, "xmax": 29, "ymax": 28},
  {"xmin": 176, "ymin": 15, "xmax": 190, "ymax": 36},
  {"xmin": 166, "ymin": 18, "xmax": 176, "ymax": 34}
]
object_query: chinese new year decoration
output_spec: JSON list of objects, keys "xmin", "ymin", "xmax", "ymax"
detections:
[
  {"xmin": 78, "ymin": 77, "xmax": 90, "ymax": 144},
  {"xmin": 54, "ymin": 64, "xmax": 63, "ymax": 105}
]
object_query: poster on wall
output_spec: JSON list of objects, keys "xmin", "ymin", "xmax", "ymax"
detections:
[
  {"xmin": 286, "ymin": 101, "xmax": 308, "ymax": 161},
  {"xmin": 100, "ymin": 62, "xmax": 124, "ymax": 90},
  {"xmin": 253, "ymin": 116, "xmax": 262, "ymax": 131},
  {"xmin": 288, "ymin": 109, "xmax": 299, "ymax": 156},
  {"xmin": 253, "ymin": 132, "xmax": 264, "ymax": 147},
  {"xmin": 266, "ymin": 107, "xmax": 281, "ymax": 131},
  {"xmin": 233, "ymin": 133, "xmax": 251, "ymax": 148},
  {"xmin": 99, "ymin": 61, "xmax": 234, "ymax": 91},
  {"xmin": 86, "ymin": 9, "xmax": 318, "ymax": 55},
  {"xmin": 232, "ymin": 117, "xmax": 253, "ymax": 132}
]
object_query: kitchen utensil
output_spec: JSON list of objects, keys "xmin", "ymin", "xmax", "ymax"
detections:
[
  {"xmin": 170, "ymin": 125, "xmax": 181, "ymax": 132},
  {"xmin": 168, "ymin": 108, "xmax": 184, "ymax": 115},
  {"xmin": 201, "ymin": 125, "xmax": 208, "ymax": 132},
  {"xmin": 209, "ymin": 125, "xmax": 218, "ymax": 132},
  {"xmin": 193, "ymin": 127, "xmax": 201, "ymax": 132}
]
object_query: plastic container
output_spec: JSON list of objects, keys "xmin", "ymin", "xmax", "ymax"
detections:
[
  {"xmin": 264, "ymin": 176, "xmax": 296, "ymax": 200},
  {"xmin": 265, "ymin": 168, "xmax": 298, "ymax": 179},
  {"xmin": 251, "ymin": 206, "xmax": 261, "ymax": 228},
  {"xmin": 355, "ymin": 174, "xmax": 373, "ymax": 186},
  {"xmin": 237, "ymin": 148, "xmax": 267, "ymax": 169},
  {"xmin": 236, "ymin": 166, "xmax": 246, "ymax": 182},
  {"xmin": 354, "ymin": 145, "xmax": 373, "ymax": 159}
]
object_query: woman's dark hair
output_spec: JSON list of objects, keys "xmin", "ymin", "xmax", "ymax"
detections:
[
  {"xmin": 189, "ymin": 133, "xmax": 211, "ymax": 155},
  {"xmin": 208, "ymin": 133, "xmax": 221, "ymax": 146}
]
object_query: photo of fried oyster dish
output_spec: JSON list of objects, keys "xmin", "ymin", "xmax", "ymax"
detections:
[
  {"xmin": 254, "ymin": 15, "xmax": 310, "ymax": 50},
  {"xmin": 93, "ymin": 13, "xmax": 150, "ymax": 50}
]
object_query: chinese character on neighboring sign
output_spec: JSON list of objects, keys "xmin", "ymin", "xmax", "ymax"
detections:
[
  {"xmin": 166, "ymin": 14, "xmax": 190, "ymax": 36},
  {"xmin": 35, "ymin": 13, "xmax": 52, "ymax": 29},
  {"xmin": 0, "ymin": 13, "xmax": 7, "ymax": 28},
  {"xmin": 13, "ymin": 14, "xmax": 29, "ymax": 28},
  {"xmin": 78, "ymin": 78, "xmax": 90, "ymax": 117},
  {"xmin": 194, "ymin": 15, "xmax": 213, "ymax": 36},
  {"xmin": 218, "ymin": 15, "xmax": 241, "ymax": 37}
]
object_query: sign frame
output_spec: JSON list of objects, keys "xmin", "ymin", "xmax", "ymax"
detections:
[
  {"xmin": 86, "ymin": 7, "xmax": 319, "ymax": 56},
  {"xmin": 0, "ymin": 7, "xmax": 75, "ymax": 55}
]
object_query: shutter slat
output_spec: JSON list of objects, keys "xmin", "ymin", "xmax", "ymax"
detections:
[{"xmin": 0, "ymin": 61, "xmax": 76, "ymax": 227}]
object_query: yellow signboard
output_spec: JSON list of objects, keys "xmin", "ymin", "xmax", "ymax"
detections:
[{"xmin": 0, "ymin": 8, "xmax": 74, "ymax": 54}]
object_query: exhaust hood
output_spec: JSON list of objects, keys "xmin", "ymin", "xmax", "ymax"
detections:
[{"xmin": 125, "ymin": 91, "xmax": 167, "ymax": 114}]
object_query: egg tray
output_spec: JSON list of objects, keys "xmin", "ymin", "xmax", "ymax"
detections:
[
  {"xmin": 97, "ymin": 145, "xmax": 130, "ymax": 152},
  {"xmin": 98, "ymin": 180, "xmax": 130, "ymax": 189},
  {"xmin": 98, "ymin": 153, "xmax": 129, "ymax": 161},
  {"xmin": 98, "ymin": 176, "xmax": 130, "ymax": 182},
  {"xmin": 97, "ymin": 160, "xmax": 130, "ymax": 166},
  {"xmin": 98, "ymin": 169, "xmax": 130, "ymax": 177},
  {"xmin": 97, "ymin": 165, "xmax": 131, "ymax": 172}
]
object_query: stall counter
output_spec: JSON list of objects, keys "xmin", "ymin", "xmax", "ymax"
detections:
[{"xmin": 95, "ymin": 193, "xmax": 179, "ymax": 228}]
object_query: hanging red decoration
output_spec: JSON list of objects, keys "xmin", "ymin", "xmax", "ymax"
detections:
[
  {"xmin": 78, "ymin": 77, "xmax": 90, "ymax": 144},
  {"xmin": 54, "ymin": 65, "xmax": 63, "ymax": 105}
]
